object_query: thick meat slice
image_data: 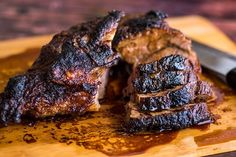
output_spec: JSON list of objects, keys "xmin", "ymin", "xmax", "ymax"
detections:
[
  {"xmin": 125, "ymin": 55, "xmax": 199, "ymax": 94},
  {"xmin": 135, "ymin": 81, "xmax": 213, "ymax": 111},
  {"xmin": 0, "ymin": 10, "xmax": 124, "ymax": 125},
  {"xmin": 113, "ymin": 10, "xmax": 200, "ymax": 72},
  {"xmin": 125, "ymin": 102, "xmax": 212, "ymax": 133},
  {"xmin": 136, "ymin": 54, "xmax": 195, "ymax": 74},
  {"xmin": 131, "ymin": 70, "xmax": 198, "ymax": 94}
]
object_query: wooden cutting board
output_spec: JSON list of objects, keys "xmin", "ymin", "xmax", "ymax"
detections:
[{"xmin": 0, "ymin": 15, "xmax": 236, "ymax": 157}]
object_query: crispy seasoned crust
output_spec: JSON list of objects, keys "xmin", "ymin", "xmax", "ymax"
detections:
[
  {"xmin": 132, "ymin": 70, "xmax": 198, "ymax": 94},
  {"xmin": 112, "ymin": 10, "xmax": 168, "ymax": 48},
  {"xmin": 135, "ymin": 81, "xmax": 213, "ymax": 111},
  {"xmin": 32, "ymin": 10, "xmax": 124, "ymax": 86},
  {"xmin": 0, "ymin": 10, "xmax": 214, "ymax": 133},
  {"xmin": 112, "ymin": 10, "xmax": 200, "ymax": 72},
  {"xmin": 0, "ymin": 10, "xmax": 124, "ymax": 125},
  {"xmin": 124, "ymin": 53, "xmax": 213, "ymax": 132},
  {"xmin": 136, "ymin": 54, "xmax": 195, "ymax": 75},
  {"xmin": 125, "ymin": 55, "xmax": 200, "ymax": 95},
  {"xmin": 125, "ymin": 102, "xmax": 213, "ymax": 133},
  {"xmin": 0, "ymin": 73, "xmax": 96, "ymax": 123}
]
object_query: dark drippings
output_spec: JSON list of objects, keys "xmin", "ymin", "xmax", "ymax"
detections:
[
  {"xmin": 194, "ymin": 127, "xmax": 236, "ymax": 147},
  {"xmin": 23, "ymin": 134, "xmax": 37, "ymax": 144},
  {"xmin": 191, "ymin": 124, "xmax": 210, "ymax": 131},
  {"xmin": 0, "ymin": 101, "xmax": 178, "ymax": 156},
  {"xmin": 76, "ymin": 131, "xmax": 178, "ymax": 156}
]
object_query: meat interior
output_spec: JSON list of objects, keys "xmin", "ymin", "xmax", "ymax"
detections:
[
  {"xmin": 113, "ymin": 10, "xmax": 200, "ymax": 73},
  {"xmin": 115, "ymin": 29, "xmax": 194, "ymax": 63}
]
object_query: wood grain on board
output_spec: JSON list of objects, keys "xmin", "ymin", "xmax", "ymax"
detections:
[{"xmin": 1, "ymin": 0, "xmax": 236, "ymax": 42}]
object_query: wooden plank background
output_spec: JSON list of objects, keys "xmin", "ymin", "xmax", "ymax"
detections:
[{"xmin": 0, "ymin": 0, "xmax": 235, "ymax": 42}]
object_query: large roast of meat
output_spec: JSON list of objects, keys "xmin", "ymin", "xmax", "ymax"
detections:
[
  {"xmin": 113, "ymin": 11, "xmax": 214, "ymax": 132},
  {"xmin": 0, "ymin": 10, "xmax": 124, "ymax": 125},
  {"xmin": 0, "ymin": 10, "xmax": 215, "ymax": 133}
]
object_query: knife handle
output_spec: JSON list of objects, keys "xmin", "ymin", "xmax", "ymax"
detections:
[{"xmin": 226, "ymin": 68, "xmax": 236, "ymax": 90}]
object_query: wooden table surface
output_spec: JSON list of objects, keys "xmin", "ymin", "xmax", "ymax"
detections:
[
  {"xmin": 0, "ymin": 1, "xmax": 236, "ymax": 157},
  {"xmin": 0, "ymin": 0, "xmax": 236, "ymax": 43}
]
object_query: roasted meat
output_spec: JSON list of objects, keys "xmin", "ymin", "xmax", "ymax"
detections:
[
  {"xmin": 129, "ymin": 55, "xmax": 213, "ymax": 112},
  {"xmin": 126, "ymin": 102, "xmax": 212, "ymax": 132},
  {"xmin": 134, "ymin": 81, "xmax": 213, "ymax": 111},
  {"xmin": 124, "ymin": 55, "xmax": 214, "ymax": 132},
  {"xmin": 113, "ymin": 11, "xmax": 214, "ymax": 132},
  {"xmin": 0, "ymin": 10, "xmax": 215, "ymax": 134},
  {"xmin": 126, "ymin": 55, "xmax": 198, "ymax": 94},
  {"xmin": 113, "ymin": 10, "xmax": 200, "ymax": 72},
  {"xmin": 0, "ymin": 10, "xmax": 124, "ymax": 125}
]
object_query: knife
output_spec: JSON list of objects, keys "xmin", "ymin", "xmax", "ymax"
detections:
[{"xmin": 191, "ymin": 40, "xmax": 236, "ymax": 89}]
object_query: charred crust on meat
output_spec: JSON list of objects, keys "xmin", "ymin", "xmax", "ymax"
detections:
[
  {"xmin": 0, "ymin": 72, "xmax": 97, "ymax": 124},
  {"xmin": 112, "ymin": 10, "xmax": 200, "ymax": 73},
  {"xmin": 32, "ymin": 10, "xmax": 125, "ymax": 86},
  {"xmin": 0, "ymin": 10, "xmax": 215, "ymax": 134},
  {"xmin": 124, "ymin": 53, "xmax": 214, "ymax": 132},
  {"xmin": 126, "ymin": 55, "xmax": 200, "ymax": 94},
  {"xmin": 136, "ymin": 81, "xmax": 213, "ymax": 112},
  {"xmin": 137, "ymin": 55, "xmax": 194, "ymax": 74},
  {"xmin": 132, "ymin": 69, "xmax": 198, "ymax": 94},
  {"xmin": 125, "ymin": 103, "xmax": 213, "ymax": 133},
  {"xmin": 0, "ymin": 10, "xmax": 124, "ymax": 125},
  {"xmin": 112, "ymin": 10, "xmax": 168, "ymax": 48}
]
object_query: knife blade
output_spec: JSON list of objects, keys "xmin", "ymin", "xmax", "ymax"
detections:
[{"xmin": 192, "ymin": 40, "xmax": 236, "ymax": 89}]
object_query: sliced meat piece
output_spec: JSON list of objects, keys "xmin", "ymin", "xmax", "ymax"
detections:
[
  {"xmin": 0, "ymin": 10, "xmax": 124, "ymax": 125},
  {"xmin": 131, "ymin": 70, "xmax": 198, "ymax": 94},
  {"xmin": 128, "ymin": 55, "xmax": 198, "ymax": 94},
  {"xmin": 113, "ymin": 10, "xmax": 200, "ymax": 72},
  {"xmin": 137, "ymin": 54, "xmax": 195, "ymax": 74},
  {"xmin": 135, "ymin": 81, "xmax": 213, "ymax": 111},
  {"xmin": 125, "ymin": 102, "xmax": 212, "ymax": 133}
]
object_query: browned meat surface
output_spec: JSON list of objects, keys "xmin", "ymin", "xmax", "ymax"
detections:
[
  {"xmin": 123, "ymin": 55, "xmax": 214, "ymax": 132},
  {"xmin": 0, "ymin": 10, "xmax": 215, "ymax": 133},
  {"xmin": 125, "ymin": 102, "xmax": 212, "ymax": 132},
  {"xmin": 135, "ymin": 81, "xmax": 213, "ymax": 112},
  {"xmin": 113, "ymin": 10, "xmax": 200, "ymax": 73},
  {"xmin": 0, "ymin": 10, "xmax": 124, "ymax": 125},
  {"xmin": 112, "ymin": 10, "xmax": 214, "ymax": 132},
  {"xmin": 125, "ymin": 55, "xmax": 198, "ymax": 95}
]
